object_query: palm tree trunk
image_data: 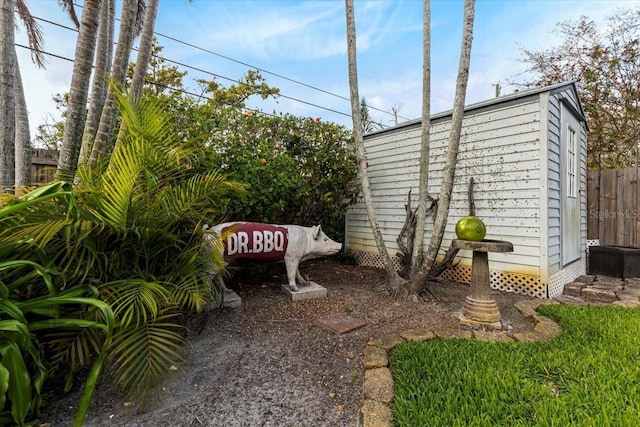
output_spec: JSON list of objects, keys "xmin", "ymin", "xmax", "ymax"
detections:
[
  {"xmin": 14, "ymin": 48, "xmax": 32, "ymax": 189},
  {"xmin": 414, "ymin": 0, "xmax": 476, "ymax": 288},
  {"xmin": 344, "ymin": 0, "xmax": 398, "ymax": 282},
  {"xmin": 55, "ymin": 0, "xmax": 102, "ymax": 182},
  {"xmin": 89, "ymin": 0, "xmax": 139, "ymax": 164},
  {"xmin": 410, "ymin": 0, "xmax": 432, "ymax": 277},
  {"xmin": 79, "ymin": 0, "xmax": 114, "ymax": 166},
  {"xmin": 129, "ymin": 0, "xmax": 159, "ymax": 99},
  {"xmin": 0, "ymin": 0, "xmax": 16, "ymax": 192}
]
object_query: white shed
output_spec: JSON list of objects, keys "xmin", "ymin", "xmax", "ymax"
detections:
[{"xmin": 345, "ymin": 82, "xmax": 588, "ymax": 298}]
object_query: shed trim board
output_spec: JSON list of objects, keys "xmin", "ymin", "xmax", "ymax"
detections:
[
  {"xmin": 538, "ymin": 91, "xmax": 550, "ymax": 291},
  {"xmin": 345, "ymin": 82, "xmax": 588, "ymax": 298}
]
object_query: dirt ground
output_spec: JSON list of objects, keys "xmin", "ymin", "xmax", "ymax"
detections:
[{"xmin": 39, "ymin": 257, "xmax": 537, "ymax": 427}]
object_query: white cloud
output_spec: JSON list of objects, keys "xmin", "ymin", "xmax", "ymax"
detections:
[
  {"xmin": 13, "ymin": 0, "xmax": 640, "ymax": 140},
  {"xmin": 191, "ymin": 1, "xmax": 347, "ymax": 61}
]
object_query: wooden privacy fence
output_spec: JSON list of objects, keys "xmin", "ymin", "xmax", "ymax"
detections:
[
  {"xmin": 587, "ymin": 168, "xmax": 640, "ymax": 247},
  {"xmin": 31, "ymin": 149, "xmax": 57, "ymax": 184}
]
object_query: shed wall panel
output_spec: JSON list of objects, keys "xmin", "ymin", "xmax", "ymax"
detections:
[
  {"xmin": 346, "ymin": 82, "xmax": 587, "ymax": 298},
  {"xmin": 347, "ymin": 96, "xmax": 544, "ymax": 275}
]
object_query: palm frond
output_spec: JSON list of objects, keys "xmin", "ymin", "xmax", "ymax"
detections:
[
  {"xmin": 92, "ymin": 137, "xmax": 146, "ymax": 232},
  {"xmin": 99, "ymin": 279, "xmax": 172, "ymax": 328},
  {"xmin": 42, "ymin": 327, "xmax": 104, "ymax": 378},
  {"xmin": 110, "ymin": 313, "xmax": 185, "ymax": 408}
]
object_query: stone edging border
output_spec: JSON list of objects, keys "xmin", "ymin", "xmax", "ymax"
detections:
[{"xmin": 358, "ymin": 299, "xmax": 563, "ymax": 427}]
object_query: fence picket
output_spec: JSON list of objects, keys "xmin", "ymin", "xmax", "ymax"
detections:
[{"xmin": 588, "ymin": 167, "xmax": 640, "ymax": 247}]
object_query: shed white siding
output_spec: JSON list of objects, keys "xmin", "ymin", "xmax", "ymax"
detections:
[{"xmin": 346, "ymin": 82, "xmax": 587, "ymax": 298}]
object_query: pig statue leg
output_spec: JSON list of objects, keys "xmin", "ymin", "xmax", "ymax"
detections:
[
  {"xmin": 295, "ymin": 269, "xmax": 311, "ymax": 288},
  {"xmin": 284, "ymin": 257, "xmax": 301, "ymax": 292},
  {"xmin": 214, "ymin": 274, "xmax": 230, "ymax": 292}
]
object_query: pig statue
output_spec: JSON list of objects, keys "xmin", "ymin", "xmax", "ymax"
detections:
[{"xmin": 209, "ymin": 222, "xmax": 342, "ymax": 292}]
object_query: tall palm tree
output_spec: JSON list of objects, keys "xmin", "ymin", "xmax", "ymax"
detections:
[
  {"xmin": 344, "ymin": 0, "xmax": 476, "ymax": 294},
  {"xmin": 410, "ymin": 0, "xmax": 432, "ymax": 277},
  {"xmin": 14, "ymin": 48, "xmax": 32, "ymax": 189},
  {"xmin": 14, "ymin": 0, "xmax": 46, "ymax": 189},
  {"xmin": 88, "ymin": 0, "xmax": 142, "ymax": 165},
  {"xmin": 55, "ymin": 0, "xmax": 102, "ymax": 182},
  {"xmin": 129, "ymin": 0, "xmax": 159, "ymax": 99},
  {"xmin": 0, "ymin": 0, "xmax": 16, "ymax": 191},
  {"xmin": 79, "ymin": 0, "xmax": 115, "ymax": 166}
]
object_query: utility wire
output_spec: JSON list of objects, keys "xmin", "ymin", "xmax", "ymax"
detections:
[
  {"xmin": 16, "ymin": 39, "xmax": 352, "ymax": 119},
  {"xmin": 152, "ymin": 54, "xmax": 352, "ymax": 118},
  {"xmin": 153, "ymin": 30, "xmax": 412, "ymax": 121},
  {"xmin": 15, "ymin": 43, "xmax": 74, "ymax": 64},
  {"xmin": 14, "ymin": 42, "xmax": 279, "ymax": 117},
  {"xmin": 28, "ymin": 15, "xmax": 351, "ymax": 118},
  {"xmin": 29, "ymin": 13, "xmax": 409, "ymax": 123}
]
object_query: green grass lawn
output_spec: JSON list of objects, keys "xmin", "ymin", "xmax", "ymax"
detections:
[{"xmin": 389, "ymin": 304, "xmax": 640, "ymax": 427}]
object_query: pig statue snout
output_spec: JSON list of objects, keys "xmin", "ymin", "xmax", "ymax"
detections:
[{"xmin": 309, "ymin": 224, "xmax": 342, "ymax": 257}]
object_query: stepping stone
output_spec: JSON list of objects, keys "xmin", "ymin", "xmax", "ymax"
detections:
[
  {"xmin": 563, "ymin": 282, "xmax": 586, "ymax": 297},
  {"xmin": 582, "ymin": 287, "xmax": 617, "ymax": 303},
  {"xmin": 315, "ymin": 313, "xmax": 367, "ymax": 335},
  {"xmin": 555, "ymin": 294, "xmax": 586, "ymax": 305}
]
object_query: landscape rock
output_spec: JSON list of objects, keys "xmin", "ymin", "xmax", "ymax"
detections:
[
  {"xmin": 368, "ymin": 334, "xmax": 405, "ymax": 351},
  {"xmin": 563, "ymin": 281, "xmax": 586, "ymax": 297},
  {"xmin": 360, "ymin": 399, "xmax": 392, "ymax": 427},
  {"xmin": 363, "ymin": 345, "xmax": 388, "ymax": 369},
  {"xmin": 574, "ymin": 275, "xmax": 595, "ymax": 284},
  {"xmin": 582, "ymin": 287, "xmax": 618, "ymax": 303},
  {"xmin": 400, "ymin": 328, "xmax": 437, "ymax": 342},
  {"xmin": 363, "ymin": 368, "xmax": 394, "ymax": 403},
  {"xmin": 473, "ymin": 331, "xmax": 513, "ymax": 343}
]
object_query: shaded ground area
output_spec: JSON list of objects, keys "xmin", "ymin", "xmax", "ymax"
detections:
[{"xmin": 40, "ymin": 257, "xmax": 537, "ymax": 426}]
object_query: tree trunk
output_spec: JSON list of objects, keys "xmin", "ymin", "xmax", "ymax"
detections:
[
  {"xmin": 410, "ymin": 0, "xmax": 432, "ymax": 277},
  {"xmin": 79, "ymin": 0, "xmax": 114, "ymax": 166},
  {"xmin": 413, "ymin": 0, "xmax": 476, "ymax": 289},
  {"xmin": 0, "ymin": 0, "xmax": 16, "ymax": 192},
  {"xmin": 129, "ymin": 0, "xmax": 159, "ymax": 99},
  {"xmin": 344, "ymin": 0, "xmax": 399, "ymax": 283},
  {"xmin": 14, "ymin": 48, "xmax": 32, "ymax": 189},
  {"xmin": 55, "ymin": 0, "xmax": 102, "ymax": 182},
  {"xmin": 89, "ymin": 0, "xmax": 139, "ymax": 164}
]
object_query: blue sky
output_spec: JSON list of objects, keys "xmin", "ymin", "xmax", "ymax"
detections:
[{"xmin": 15, "ymin": 0, "xmax": 640, "ymax": 136}]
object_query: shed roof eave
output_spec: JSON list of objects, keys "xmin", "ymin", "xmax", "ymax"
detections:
[{"xmin": 364, "ymin": 81, "xmax": 584, "ymax": 138}]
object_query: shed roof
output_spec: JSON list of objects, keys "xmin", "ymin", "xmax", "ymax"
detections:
[{"xmin": 366, "ymin": 81, "xmax": 587, "ymax": 137}]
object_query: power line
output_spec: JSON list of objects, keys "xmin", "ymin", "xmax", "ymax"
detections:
[
  {"xmin": 16, "ymin": 41, "xmax": 354, "ymax": 122},
  {"xmin": 16, "ymin": 38, "xmax": 353, "ymax": 120},
  {"xmin": 151, "ymin": 53, "xmax": 353, "ymax": 118},
  {"xmin": 153, "ymin": 31, "xmax": 412, "ymax": 121},
  {"xmin": 15, "ymin": 43, "xmax": 74, "ymax": 64},
  {"xmin": 29, "ymin": 15, "xmax": 353, "ymax": 119},
  {"xmin": 29, "ymin": 12, "xmax": 410, "ymax": 123},
  {"xmin": 14, "ymin": 42, "xmax": 279, "ymax": 118}
]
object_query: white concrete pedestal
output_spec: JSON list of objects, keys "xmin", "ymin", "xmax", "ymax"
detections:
[
  {"xmin": 281, "ymin": 281, "xmax": 328, "ymax": 301},
  {"xmin": 222, "ymin": 289, "xmax": 242, "ymax": 308}
]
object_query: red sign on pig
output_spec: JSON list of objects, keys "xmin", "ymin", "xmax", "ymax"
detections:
[{"xmin": 221, "ymin": 222, "xmax": 288, "ymax": 262}]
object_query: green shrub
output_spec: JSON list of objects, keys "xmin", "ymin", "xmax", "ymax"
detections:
[
  {"xmin": 161, "ymin": 96, "xmax": 359, "ymax": 241},
  {"xmin": 0, "ymin": 258, "xmax": 113, "ymax": 427},
  {"xmin": 0, "ymin": 86, "xmax": 242, "ymax": 420}
]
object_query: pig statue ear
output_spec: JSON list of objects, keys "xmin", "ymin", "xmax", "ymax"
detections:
[{"xmin": 312, "ymin": 225, "xmax": 322, "ymax": 240}]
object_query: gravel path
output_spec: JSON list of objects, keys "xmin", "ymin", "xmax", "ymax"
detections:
[{"xmin": 39, "ymin": 258, "xmax": 536, "ymax": 426}]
